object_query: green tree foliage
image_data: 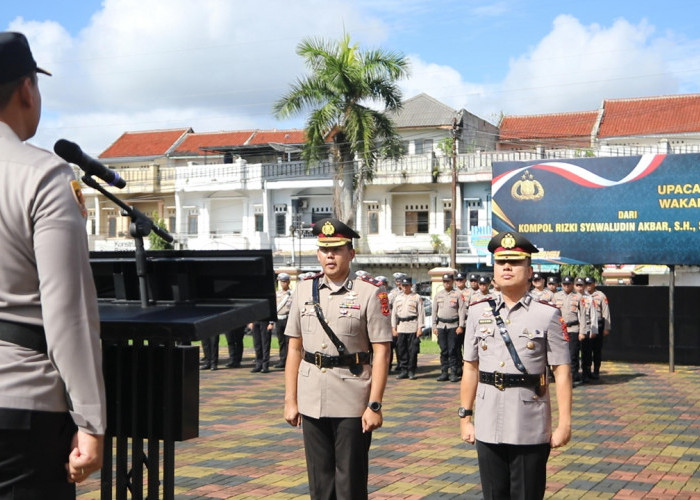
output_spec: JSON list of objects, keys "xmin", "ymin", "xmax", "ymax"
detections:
[
  {"xmin": 558, "ymin": 264, "xmax": 603, "ymax": 282},
  {"xmin": 148, "ymin": 211, "xmax": 173, "ymax": 250},
  {"xmin": 273, "ymin": 33, "xmax": 409, "ymax": 225}
]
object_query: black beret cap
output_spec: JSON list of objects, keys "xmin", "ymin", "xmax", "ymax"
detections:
[{"xmin": 0, "ymin": 32, "xmax": 51, "ymax": 84}]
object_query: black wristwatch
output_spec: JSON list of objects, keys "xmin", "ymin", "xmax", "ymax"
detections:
[
  {"xmin": 368, "ymin": 401, "xmax": 382, "ymax": 412},
  {"xmin": 457, "ymin": 407, "xmax": 473, "ymax": 418}
]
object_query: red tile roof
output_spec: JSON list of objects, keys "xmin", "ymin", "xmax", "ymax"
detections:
[
  {"xmin": 99, "ymin": 128, "xmax": 191, "ymax": 159},
  {"xmin": 597, "ymin": 94, "xmax": 700, "ymax": 138},
  {"xmin": 499, "ymin": 111, "xmax": 599, "ymax": 143},
  {"xmin": 247, "ymin": 129, "xmax": 306, "ymax": 145},
  {"xmin": 173, "ymin": 131, "xmax": 255, "ymax": 155}
]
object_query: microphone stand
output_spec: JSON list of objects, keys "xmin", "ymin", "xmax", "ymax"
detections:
[{"xmin": 82, "ymin": 175, "xmax": 173, "ymax": 308}]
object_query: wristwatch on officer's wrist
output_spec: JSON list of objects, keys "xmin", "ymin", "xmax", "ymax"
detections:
[
  {"xmin": 368, "ymin": 401, "xmax": 382, "ymax": 412},
  {"xmin": 457, "ymin": 407, "xmax": 473, "ymax": 418}
]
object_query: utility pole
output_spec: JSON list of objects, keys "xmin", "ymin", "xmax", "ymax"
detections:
[{"xmin": 450, "ymin": 118, "xmax": 458, "ymax": 269}]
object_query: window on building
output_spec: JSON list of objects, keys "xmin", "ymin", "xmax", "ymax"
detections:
[
  {"xmin": 405, "ymin": 204, "xmax": 429, "ymax": 235},
  {"xmin": 254, "ymin": 214, "xmax": 264, "ymax": 232},
  {"xmin": 466, "ymin": 199, "xmax": 481, "ymax": 230},
  {"xmin": 311, "ymin": 207, "xmax": 332, "ymax": 224},
  {"xmin": 168, "ymin": 216, "xmax": 176, "ymax": 232},
  {"xmin": 187, "ymin": 215, "xmax": 198, "ymax": 235},
  {"xmin": 107, "ymin": 217, "xmax": 117, "ymax": 237},
  {"xmin": 443, "ymin": 201, "xmax": 452, "ymax": 232},
  {"xmin": 275, "ymin": 213, "xmax": 286, "ymax": 236},
  {"xmin": 367, "ymin": 203, "xmax": 380, "ymax": 234}
]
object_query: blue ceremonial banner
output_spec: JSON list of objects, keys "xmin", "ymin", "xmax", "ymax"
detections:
[{"xmin": 491, "ymin": 153, "xmax": 700, "ymax": 265}]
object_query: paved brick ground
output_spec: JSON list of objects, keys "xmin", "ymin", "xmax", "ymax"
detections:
[{"xmin": 77, "ymin": 348, "xmax": 700, "ymax": 499}]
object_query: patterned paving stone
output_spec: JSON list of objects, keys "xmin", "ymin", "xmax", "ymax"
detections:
[{"xmin": 77, "ymin": 350, "xmax": 700, "ymax": 499}]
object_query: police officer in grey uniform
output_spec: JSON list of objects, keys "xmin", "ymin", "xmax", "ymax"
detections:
[
  {"xmin": 391, "ymin": 277, "xmax": 424, "ymax": 380},
  {"xmin": 284, "ymin": 218, "xmax": 392, "ymax": 500},
  {"xmin": 553, "ymin": 276, "xmax": 588, "ymax": 383},
  {"xmin": 432, "ymin": 273, "xmax": 465, "ymax": 382},
  {"xmin": 470, "ymin": 275, "xmax": 492, "ymax": 303},
  {"xmin": 459, "ymin": 231, "xmax": 572, "ymax": 499},
  {"xmin": 272, "ymin": 272, "xmax": 293, "ymax": 368},
  {"xmin": 530, "ymin": 272, "xmax": 554, "ymax": 303},
  {"xmin": 0, "ymin": 32, "xmax": 106, "ymax": 498},
  {"xmin": 584, "ymin": 277, "xmax": 611, "ymax": 380}
]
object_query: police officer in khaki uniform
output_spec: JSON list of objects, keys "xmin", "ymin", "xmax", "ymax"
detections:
[
  {"xmin": 459, "ymin": 231, "xmax": 572, "ymax": 499},
  {"xmin": 391, "ymin": 277, "xmax": 424, "ymax": 380},
  {"xmin": 547, "ymin": 275, "xmax": 560, "ymax": 294},
  {"xmin": 0, "ymin": 32, "xmax": 106, "ymax": 498},
  {"xmin": 470, "ymin": 275, "xmax": 493, "ymax": 303},
  {"xmin": 284, "ymin": 218, "xmax": 392, "ymax": 500},
  {"xmin": 432, "ymin": 273, "xmax": 466, "ymax": 382},
  {"xmin": 554, "ymin": 276, "xmax": 588, "ymax": 383},
  {"xmin": 531, "ymin": 272, "xmax": 554, "ymax": 303},
  {"xmin": 584, "ymin": 277, "xmax": 611, "ymax": 380},
  {"xmin": 273, "ymin": 272, "xmax": 293, "ymax": 368}
]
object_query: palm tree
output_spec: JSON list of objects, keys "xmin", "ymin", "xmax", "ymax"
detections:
[{"xmin": 273, "ymin": 33, "xmax": 409, "ymax": 226}]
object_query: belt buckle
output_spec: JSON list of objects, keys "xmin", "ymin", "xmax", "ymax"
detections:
[
  {"xmin": 494, "ymin": 371, "xmax": 505, "ymax": 391},
  {"xmin": 314, "ymin": 352, "xmax": 323, "ymax": 369}
]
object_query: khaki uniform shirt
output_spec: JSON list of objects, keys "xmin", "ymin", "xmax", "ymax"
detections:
[
  {"xmin": 0, "ymin": 122, "xmax": 106, "ymax": 434},
  {"xmin": 588, "ymin": 290, "xmax": 611, "ymax": 333},
  {"xmin": 276, "ymin": 288, "xmax": 293, "ymax": 319},
  {"xmin": 464, "ymin": 294, "xmax": 570, "ymax": 445},
  {"xmin": 469, "ymin": 289, "xmax": 493, "ymax": 305},
  {"xmin": 285, "ymin": 273, "xmax": 392, "ymax": 418},
  {"xmin": 530, "ymin": 288, "xmax": 554, "ymax": 303},
  {"xmin": 391, "ymin": 292, "xmax": 424, "ymax": 333},
  {"xmin": 432, "ymin": 289, "xmax": 465, "ymax": 328},
  {"xmin": 553, "ymin": 290, "xmax": 587, "ymax": 334}
]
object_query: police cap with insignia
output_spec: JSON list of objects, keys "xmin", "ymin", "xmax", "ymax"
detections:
[
  {"xmin": 487, "ymin": 231, "xmax": 539, "ymax": 261},
  {"xmin": 584, "ymin": 276, "xmax": 596, "ymax": 284},
  {"xmin": 561, "ymin": 276, "xmax": 574, "ymax": 284},
  {"xmin": 442, "ymin": 273, "xmax": 454, "ymax": 281},
  {"xmin": 277, "ymin": 272, "xmax": 290, "ymax": 282},
  {"xmin": 478, "ymin": 275, "xmax": 491, "ymax": 284},
  {"xmin": 0, "ymin": 32, "xmax": 51, "ymax": 84},
  {"xmin": 547, "ymin": 276, "xmax": 560, "ymax": 284},
  {"xmin": 455, "ymin": 272, "xmax": 466, "ymax": 281},
  {"xmin": 400, "ymin": 277, "xmax": 413, "ymax": 285},
  {"xmin": 532, "ymin": 272, "xmax": 543, "ymax": 281},
  {"xmin": 375, "ymin": 275, "xmax": 388, "ymax": 284},
  {"xmin": 574, "ymin": 277, "xmax": 585, "ymax": 285},
  {"xmin": 469, "ymin": 273, "xmax": 479, "ymax": 282},
  {"xmin": 312, "ymin": 218, "xmax": 360, "ymax": 247}
]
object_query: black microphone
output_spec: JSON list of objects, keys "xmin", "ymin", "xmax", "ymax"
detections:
[{"xmin": 54, "ymin": 139, "xmax": 126, "ymax": 189}]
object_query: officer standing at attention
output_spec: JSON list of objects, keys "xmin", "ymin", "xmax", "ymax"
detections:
[
  {"xmin": 531, "ymin": 273, "xmax": 554, "ymax": 303},
  {"xmin": 547, "ymin": 276, "xmax": 560, "ymax": 294},
  {"xmin": 553, "ymin": 276, "xmax": 587, "ymax": 383},
  {"xmin": 0, "ymin": 32, "xmax": 106, "ymax": 497},
  {"xmin": 584, "ymin": 277, "xmax": 611, "ymax": 380},
  {"xmin": 432, "ymin": 273, "xmax": 466, "ymax": 382},
  {"xmin": 283, "ymin": 218, "xmax": 392, "ymax": 500},
  {"xmin": 470, "ymin": 275, "xmax": 492, "ymax": 303},
  {"xmin": 273, "ymin": 272, "xmax": 293, "ymax": 369},
  {"xmin": 459, "ymin": 231, "xmax": 572, "ymax": 499},
  {"xmin": 391, "ymin": 277, "xmax": 424, "ymax": 380}
]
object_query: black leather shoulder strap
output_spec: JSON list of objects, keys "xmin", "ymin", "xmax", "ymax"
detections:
[
  {"xmin": 312, "ymin": 276, "xmax": 347, "ymax": 354},
  {"xmin": 487, "ymin": 299, "xmax": 527, "ymax": 374}
]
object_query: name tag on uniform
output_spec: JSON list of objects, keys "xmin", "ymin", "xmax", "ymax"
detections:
[{"xmin": 478, "ymin": 319, "xmax": 492, "ymax": 324}]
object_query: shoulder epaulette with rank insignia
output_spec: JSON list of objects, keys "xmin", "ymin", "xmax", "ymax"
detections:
[
  {"xmin": 303, "ymin": 272, "xmax": 323, "ymax": 280},
  {"xmin": 360, "ymin": 274, "xmax": 382, "ymax": 287},
  {"xmin": 537, "ymin": 299, "xmax": 558, "ymax": 308}
]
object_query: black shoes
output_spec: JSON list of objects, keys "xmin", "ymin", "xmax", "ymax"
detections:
[
  {"xmin": 436, "ymin": 372, "xmax": 449, "ymax": 382},
  {"xmin": 408, "ymin": 372, "xmax": 417, "ymax": 380},
  {"xmin": 396, "ymin": 371, "xmax": 409, "ymax": 379},
  {"xmin": 251, "ymin": 366, "xmax": 262, "ymax": 373},
  {"xmin": 449, "ymin": 373, "xmax": 460, "ymax": 383}
]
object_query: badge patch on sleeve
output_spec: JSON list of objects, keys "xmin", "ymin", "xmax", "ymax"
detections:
[
  {"xmin": 559, "ymin": 316, "xmax": 570, "ymax": 342},
  {"xmin": 70, "ymin": 180, "xmax": 88, "ymax": 218},
  {"xmin": 377, "ymin": 292, "xmax": 390, "ymax": 316}
]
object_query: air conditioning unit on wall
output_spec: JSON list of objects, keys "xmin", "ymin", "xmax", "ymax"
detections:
[{"xmin": 298, "ymin": 198, "xmax": 309, "ymax": 209}]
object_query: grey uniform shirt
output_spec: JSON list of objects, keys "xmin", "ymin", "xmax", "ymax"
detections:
[
  {"xmin": 464, "ymin": 294, "xmax": 570, "ymax": 445},
  {"xmin": 285, "ymin": 273, "xmax": 392, "ymax": 419},
  {"xmin": 391, "ymin": 292, "xmax": 424, "ymax": 333},
  {"xmin": 432, "ymin": 289, "xmax": 465, "ymax": 328},
  {"xmin": 0, "ymin": 122, "xmax": 106, "ymax": 434},
  {"xmin": 553, "ymin": 290, "xmax": 587, "ymax": 334}
]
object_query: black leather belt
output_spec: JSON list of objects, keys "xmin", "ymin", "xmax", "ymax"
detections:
[
  {"xmin": 566, "ymin": 320, "xmax": 579, "ymax": 327},
  {"xmin": 397, "ymin": 316, "xmax": 417, "ymax": 323},
  {"xmin": 0, "ymin": 320, "xmax": 46, "ymax": 353},
  {"xmin": 479, "ymin": 371, "xmax": 544, "ymax": 391},
  {"xmin": 304, "ymin": 351, "xmax": 371, "ymax": 369},
  {"xmin": 437, "ymin": 316, "xmax": 459, "ymax": 323}
]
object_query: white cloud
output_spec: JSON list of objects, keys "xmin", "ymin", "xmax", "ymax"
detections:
[
  {"xmin": 498, "ymin": 15, "xmax": 680, "ymax": 115},
  {"xmin": 12, "ymin": 0, "xmax": 389, "ymax": 154}
]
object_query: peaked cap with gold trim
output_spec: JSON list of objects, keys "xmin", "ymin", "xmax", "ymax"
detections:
[
  {"xmin": 312, "ymin": 218, "xmax": 361, "ymax": 247},
  {"xmin": 487, "ymin": 231, "xmax": 539, "ymax": 261}
]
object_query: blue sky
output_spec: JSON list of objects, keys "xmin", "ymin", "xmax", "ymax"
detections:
[{"xmin": 4, "ymin": 0, "xmax": 700, "ymax": 154}]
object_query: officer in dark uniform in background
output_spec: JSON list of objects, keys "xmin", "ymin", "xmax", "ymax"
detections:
[
  {"xmin": 0, "ymin": 32, "xmax": 106, "ymax": 497},
  {"xmin": 432, "ymin": 273, "xmax": 465, "ymax": 382},
  {"xmin": 283, "ymin": 218, "xmax": 392, "ymax": 500},
  {"xmin": 459, "ymin": 231, "xmax": 572, "ymax": 499}
]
